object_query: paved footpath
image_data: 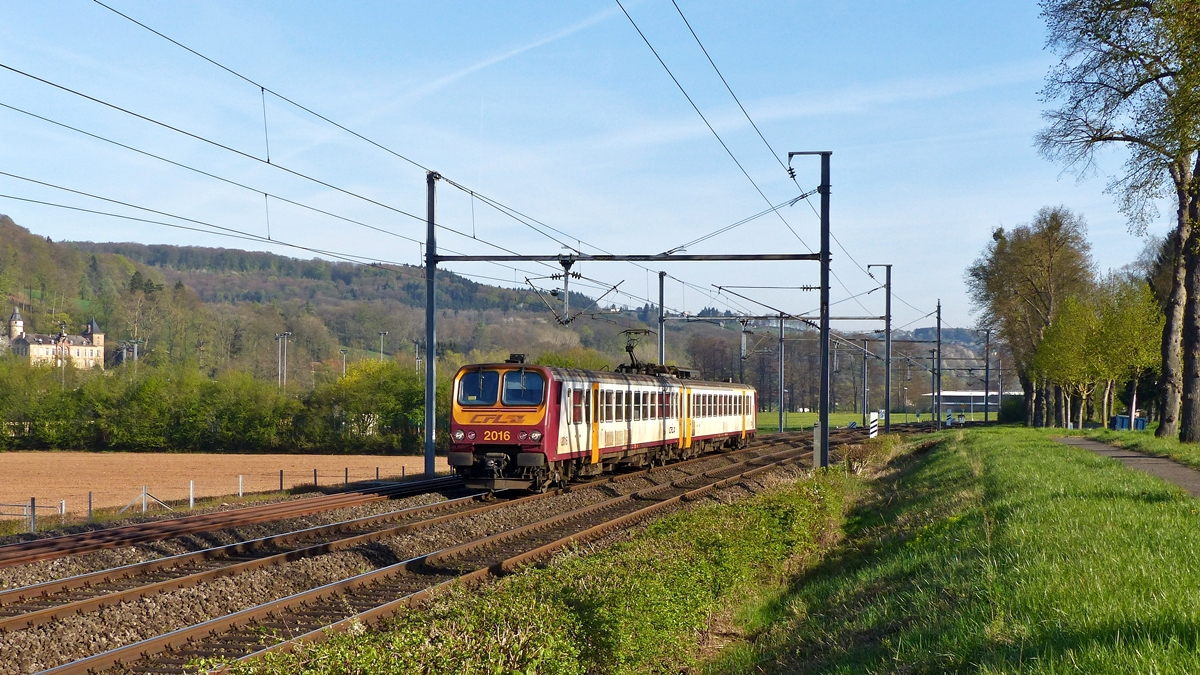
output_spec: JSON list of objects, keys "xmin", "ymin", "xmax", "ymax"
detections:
[{"xmin": 1055, "ymin": 437, "xmax": 1200, "ymax": 498}]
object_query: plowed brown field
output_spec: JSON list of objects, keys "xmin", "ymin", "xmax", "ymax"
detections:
[{"xmin": 0, "ymin": 452, "xmax": 449, "ymax": 517}]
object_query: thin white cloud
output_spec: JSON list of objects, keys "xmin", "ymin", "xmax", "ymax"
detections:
[
  {"xmin": 573, "ymin": 59, "xmax": 1050, "ymax": 152},
  {"xmin": 406, "ymin": 5, "xmax": 622, "ymax": 103}
]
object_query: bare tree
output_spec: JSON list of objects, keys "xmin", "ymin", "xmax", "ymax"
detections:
[{"xmin": 1037, "ymin": 0, "xmax": 1200, "ymax": 437}]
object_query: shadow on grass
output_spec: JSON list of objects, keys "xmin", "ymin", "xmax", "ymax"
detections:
[
  {"xmin": 716, "ymin": 431, "xmax": 1200, "ymax": 674},
  {"xmin": 721, "ymin": 437, "xmax": 986, "ymax": 673}
]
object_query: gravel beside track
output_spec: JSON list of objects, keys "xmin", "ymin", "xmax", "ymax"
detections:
[
  {"xmin": 2, "ymin": 447, "xmax": 790, "ymax": 674},
  {"xmin": 0, "ymin": 433, "xmax": 890, "ymax": 675},
  {"xmin": 0, "ymin": 491, "xmax": 454, "ymax": 591}
]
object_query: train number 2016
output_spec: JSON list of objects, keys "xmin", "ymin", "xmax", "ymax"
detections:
[{"xmin": 482, "ymin": 430, "xmax": 511, "ymax": 442}]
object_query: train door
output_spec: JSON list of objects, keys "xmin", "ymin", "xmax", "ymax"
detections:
[
  {"xmin": 740, "ymin": 392, "xmax": 747, "ymax": 440},
  {"xmin": 568, "ymin": 385, "xmax": 587, "ymax": 457},
  {"xmin": 590, "ymin": 382, "xmax": 600, "ymax": 464},
  {"xmin": 682, "ymin": 387, "xmax": 692, "ymax": 450}
]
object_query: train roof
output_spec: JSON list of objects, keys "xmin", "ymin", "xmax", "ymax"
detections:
[{"xmin": 454, "ymin": 363, "xmax": 756, "ymax": 391}]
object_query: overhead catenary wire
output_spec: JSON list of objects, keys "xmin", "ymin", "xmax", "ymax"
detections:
[
  {"xmin": 0, "ymin": 100, "xmax": 581, "ymax": 290},
  {"xmin": 667, "ymin": 0, "xmax": 791, "ymax": 177},
  {"xmin": 91, "ymin": 0, "xmax": 430, "ymax": 175},
  {"xmin": 613, "ymin": 0, "xmax": 812, "ymax": 252},
  {"xmin": 87, "ymin": 1, "xmax": 715, "ymax": 306},
  {"xmin": 37, "ymin": 4, "xmax": 797, "ymax": 325},
  {"xmin": 77, "ymin": 3, "xmax": 771, "ymax": 321},
  {"xmin": 0, "ymin": 193, "xmax": 424, "ymax": 275}
]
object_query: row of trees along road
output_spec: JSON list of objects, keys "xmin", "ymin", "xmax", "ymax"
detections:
[
  {"xmin": 1036, "ymin": 0, "xmax": 1200, "ymax": 439},
  {"xmin": 968, "ymin": 207, "xmax": 1165, "ymax": 428}
]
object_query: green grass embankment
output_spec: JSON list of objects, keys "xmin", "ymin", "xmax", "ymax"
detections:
[
  {"xmin": 710, "ymin": 426, "xmax": 1200, "ymax": 673},
  {"xmin": 212, "ymin": 439, "xmax": 908, "ymax": 674}
]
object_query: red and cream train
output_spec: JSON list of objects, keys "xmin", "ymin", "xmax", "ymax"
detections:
[{"xmin": 448, "ymin": 356, "xmax": 757, "ymax": 490}]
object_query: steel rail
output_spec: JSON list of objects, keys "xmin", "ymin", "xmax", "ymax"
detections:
[
  {"xmin": 33, "ymin": 444, "xmax": 810, "ymax": 675},
  {"xmin": 1, "ymin": 440, "xmax": 799, "ymax": 633},
  {"xmin": 235, "ymin": 446, "xmax": 809, "ymax": 668},
  {"xmin": 0, "ymin": 475, "xmax": 463, "ymax": 568}
]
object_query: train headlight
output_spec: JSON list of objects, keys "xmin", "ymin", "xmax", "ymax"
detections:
[
  {"xmin": 530, "ymin": 430, "xmax": 542, "ymax": 441},
  {"xmin": 453, "ymin": 429, "xmax": 465, "ymax": 441},
  {"xmin": 466, "ymin": 430, "xmax": 476, "ymax": 440},
  {"xmin": 518, "ymin": 431, "xmax": 529, "ymax": 441}
]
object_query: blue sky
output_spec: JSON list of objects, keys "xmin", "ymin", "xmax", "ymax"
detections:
[{"xmin": 0, "ymin": 1, "xmax": 1166, "ymax": 329}]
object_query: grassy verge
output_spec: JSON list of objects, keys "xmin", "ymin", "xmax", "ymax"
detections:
[
  {"xmin": 708, "ymin": 426, "xmax": 1200, "ymax": 673},
  {"xmin": 211, "ymin": 439, "xmax": 910, "ymax": 675}
]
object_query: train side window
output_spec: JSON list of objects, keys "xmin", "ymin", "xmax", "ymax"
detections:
[
  {"xmin": 585, "ymin": 388, "xmax": 593, "ymax": 424},
  {"xmin": 624, "ymin": 391, "xmax": 632, "ymax": 421},
  {"xmin": 642, "ymin": 392, "xmax": 649, "ymax": 420},
  {"xmin": 615, "ymin": 391, "xmax": 624, "ymax": 422},
  {"xmin": 572, "ymin": 389, "xmax": 584, "ymax": 424},
  {"xmin": 607, "ymin": 390, "xmax": 615, "ymax": 422},
  {"xmin": 724, "ymin": 395, "xmax": 729, "ymax": 415}
]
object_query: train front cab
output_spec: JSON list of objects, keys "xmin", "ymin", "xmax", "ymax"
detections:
[{"xmin": 447, "ymin": 363, "xmax": 554, "ymax": 491}]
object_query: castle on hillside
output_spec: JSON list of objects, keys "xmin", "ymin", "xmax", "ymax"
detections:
[{"xmin": 7, "ymin": 308, "xmax": 105, "ymax": 370}]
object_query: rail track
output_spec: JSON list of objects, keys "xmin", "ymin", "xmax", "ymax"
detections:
[
  {"xmin": 0, "ymin": 476, "xmax": 464, "ymax": 569},
  {"xmin": 0, "ymin": 429, "xmax": 890, "ymax": 675}
]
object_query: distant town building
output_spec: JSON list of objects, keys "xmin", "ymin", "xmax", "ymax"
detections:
[{"xmin": 8, "ymin": 308, "xmax": 105, "ymax": 370}]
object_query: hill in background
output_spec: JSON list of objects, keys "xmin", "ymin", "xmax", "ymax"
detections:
[{"xmin": 1, "ymin": 214, "xmax": 986, "ymax": 408}]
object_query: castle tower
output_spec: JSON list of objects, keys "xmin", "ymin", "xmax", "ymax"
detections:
[
  {"xmin": 8, "ymin": 307, "xmax": 22, "ymax": 340},
  {"xmin": 83, "ymin": 317, "xmax": 103, "ymax": 350}
]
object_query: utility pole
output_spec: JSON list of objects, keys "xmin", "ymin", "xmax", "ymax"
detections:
[
  {"xmin": 275, "ymin": 334, "xmax": 283, "ymax": 387},
  {"xmin": 379, "ymin": 331, "xmax": 388, "ymax": 363},
  {"xmin": 739, "ymin": 319, "xmax": 749, "ymax": 384},
  {"xmin": 778, "ymin": 314, "xmax": 785, "ymax": 433},
  {"xmin": 282, "ymin": 332, "xmax": 290, "ymax": 388},
  {"xmin": 983, "ymin": 329, "xmax": 991, "ymax": 422},
  {"xmin": 658, "ymin": 271, "xmax": 666, "ymax": 365},
  {"xmin": 868, "ymin": 264, "xmax": 892, "ymax": 432},
  {"xmin": 936, "ymin": 300, "xmax": 942, "ymax": 429},
  {"xmin": 340, "ymin": 349, "xmax": 347, "ymax": 377},
  {"xmin": 413, "ymin": 339, "xmax": 422, "ymax": 372},
  {"xmin": 558, "ymin": 258, "xmax": 575, "ymax": 322},
  {"xmin": 930, "ymin": 348, "xmax": 937, "ymax": 424},
  {"xmin": 424, "ymin": 171, "xmax": 439, "ymax": 477},
  {"xmin": 789, "ymin": 151, "xmax": 831, "ymax": 467},
  {"xmin": 862, "ymin": 338, "xmax": 869, "ymax": 429}
]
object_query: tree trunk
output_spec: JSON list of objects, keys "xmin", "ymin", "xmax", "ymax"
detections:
[
  {"xmin": 1033, "ymin": 381, "xmax": 1046, "ymax": 427},
  {"xmin": 1159, "ymin": 172, "xmax": 1196, "ymax": 437},
  {"xmin": 1054, "ymin": 386, "xmax": 1064, "ymax": 428},
  {"xmin": 1130, "ymin": 377, "xmax": 1138, "ymax": 427},
  {"xmin": 1103, "ymin": 380, "xmax": 1112, "ymax": 428},
  {"xmin": 1179, "ymin": 171, "xmax": 1200, "ymax": 441},
  {"xmin": 1021, "ymin": 374, "xmax": 1035, "ymax": 427}
]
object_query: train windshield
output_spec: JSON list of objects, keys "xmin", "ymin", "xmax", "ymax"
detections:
[
  {"xmin": 502, "ymin": 370, "xmax": 545, "ymax": 406},
  {"xmin": 458, "ymin": 370, "xmax": 500, "ymax": 406}
]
